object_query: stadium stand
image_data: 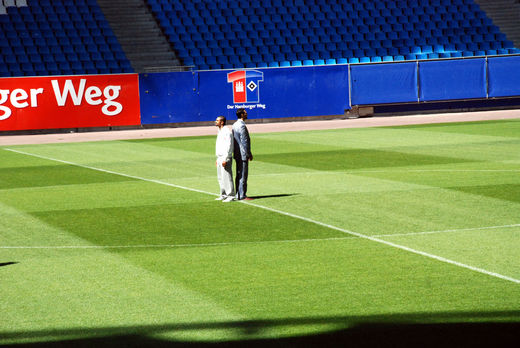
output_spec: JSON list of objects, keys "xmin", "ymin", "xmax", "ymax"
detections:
[
  {"xmin": 146, "ymin": 0, "xmax": 520, "ymax": 70},
  {"xmin": 1, "ymin": 0, "xmax": 520, "ymax": 76},
  {"xmin": 97, "ymin": 0, "xmax": 181, "ymax": 73},
  {"xmin": 0, "ymin": 0, "xmax": 132, "ymax": 77}
]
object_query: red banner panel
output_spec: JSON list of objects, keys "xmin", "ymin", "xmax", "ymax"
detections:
[{"xmin": 0, "ymin": 74, "xmax": 141, "ymax": 131}]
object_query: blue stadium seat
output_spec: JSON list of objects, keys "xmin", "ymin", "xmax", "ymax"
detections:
[
  {"xmin": 308, "ymin": 51, "xmax": 320, "ymax": 60},
  {"xmin": 0, "ymin": 0, "xmax": 132, "ymax": 76},
  {"xmin": 284, "ymin": 51, "xmax": 296, "ymax": 61},
  {"xmin": 137, "ymin": 0, "xmax": 520, "ymax": 70},
  {"xmin": 365, "ymin": 48, "xmax": 377, "ymax": 57},
  {"xmin": 376, "ymin": 48, "xmax": 388, "ymax": 57},
  {"xmin": 240, "ymin": 55, "xmax": 252, "ymax": 64},
  {"xmin": 296, "ymin": 52, "xmax": 308, "ymax": 60}
]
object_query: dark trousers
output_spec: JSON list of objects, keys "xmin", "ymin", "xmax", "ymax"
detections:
[{"xmin": 235, "ymin": 158, "xmax": 249, "ymax": 200}]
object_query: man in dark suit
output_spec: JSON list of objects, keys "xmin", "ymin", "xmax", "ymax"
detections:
[{"xmin": 232, "ymin": 108, "xmax": 253, "ymax": 200}]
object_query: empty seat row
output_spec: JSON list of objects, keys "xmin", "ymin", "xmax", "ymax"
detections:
[
  {"xmin": 0, "ymin": 60, "xmax": 127, "ymax": 76},
  {"xmin": 156, "ymin": 5, "xmax": 488, "ymax": 23},
  {"xmin": 182, "ymin": 47, "xmax": 520, "ymax": 69},
  {"xmin": 0, "ymin": 0, "xmax": 133, "ymax": 77},
  {"xmin": 147, "ymin": 0, "xmax": 518, "ymax": 71}
]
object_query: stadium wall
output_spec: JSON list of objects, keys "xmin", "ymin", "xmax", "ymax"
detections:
[
  {"xmin": 1, "ymin": 56, "xmax": 520, "ymax": 132},
  {"xmin": 139, "ymin": 65, "xmax": 350, "ymax": 125}
]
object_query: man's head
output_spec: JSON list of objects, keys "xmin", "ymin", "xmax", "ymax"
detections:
[
  {"xmin": 236, "ymin": 108, "xmax": 248, "ymax": 120},
  {"xmin": 215, "ymin": 115, "xmax": 226, "ymax": 128}
]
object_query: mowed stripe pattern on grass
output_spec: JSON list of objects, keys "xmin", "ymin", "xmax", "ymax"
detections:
[
  {"xmin": 5, "ymin": 144, "xmax": 520, "ymax": 284},
  {"xmin": 1, "ymin": 119, "xmax": 519, "ymax": 344},
  {"xmin": 4, "ymin": 147, "xmax": 519, "ymax": 286}
]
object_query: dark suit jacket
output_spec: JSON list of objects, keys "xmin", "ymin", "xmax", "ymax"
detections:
[{"xmin": 232, "ymin": 119, "xmax": 251, "ymax": 161}]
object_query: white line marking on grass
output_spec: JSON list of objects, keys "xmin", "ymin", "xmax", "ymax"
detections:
[
  {"xmin": 354, "ymin": 169, "xmax": 520, "ymax": 173},
  {"xmin": 241, "ymin": 202, "xmax": 520, "ymax": 284},
  {"xmin": 374, "ymin": 224, "xmax": 520, "ymax": 238},
  {"xmin": 251, "ymin": 169, "xmax": 520, "ymax": 178},
  {"xmin": 5, "ymin": 223, "xmax": 517, "ymax": 249},
  {"xmin": 6, "ymin": 148, "xmax": 520, "ymax": 284},
  {"xmin": 4, "ymin": 149, "xmax": 217, "ymax": 197},
  {"xmin": 254, "ymin": 169, "xmax": 520, "ymax": 176}
]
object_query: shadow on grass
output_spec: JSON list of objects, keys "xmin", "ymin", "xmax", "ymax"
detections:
[
  {"xmin": 259, "ymin": 149, "xmax": 474, "ymax": 172},
  {"xmin": 0, "ymin": 262, "xmax": 18, "ymax": 268},
  {"xmin": 248, "ymin": 194, "xmax": 297, "ymax": 200},
  {"xmin": 1, "ymin": 311, "xmax": 518, "ymax": 347}
]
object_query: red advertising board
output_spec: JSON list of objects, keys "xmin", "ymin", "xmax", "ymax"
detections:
[{"xmin": 0, "ymin": 74, "xmax": 141, "ymax": 131}]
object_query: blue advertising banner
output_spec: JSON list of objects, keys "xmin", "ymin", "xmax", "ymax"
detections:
[
  {"xmin": 138, "ymin": 57, "xmax": 520, "ymax": 127},
  {"xmin": 139, "ymin": 66, "xmax": 350, "ymax": 125},
  {"xmin": 139, "ymin": 72, "xmax": 199, "ymax": 124},
  {"xmin": 350, "ymin": 62, "xmax": 418, "ymax": 105},
  {"xmin": 198, "ymin": 65, "xmax": 350, "ymax": 121},
  {"xmin": 419, "ymin": 59, "xmax": 487, "ymax": 101},
  {"xmin": 487, "ymin": 55, "xmax": 520, "ymax": 98}
]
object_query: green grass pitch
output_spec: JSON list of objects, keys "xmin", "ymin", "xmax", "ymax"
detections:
[{"xmin": 1, "ymin": 119, "xmax": 519, "ymax": 346}]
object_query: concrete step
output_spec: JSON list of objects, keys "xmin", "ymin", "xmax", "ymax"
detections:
[
  {"xmin": 118, "ymin": 38, "xmax": 169, "ymax": 46},
  {"xmin": 126, "ymin": 51, "xmax": 177, "ymax": 57},
  {"xmin": 96, "ymin": 0, "xmax": 182, "ymax": 72},
  {"xmin": 474, "ymin": 0, "xmax": 520, "ymax": 48},
  {"xmin": 116, "ymin": 32, "xmax": 165, "ymax": 39}
]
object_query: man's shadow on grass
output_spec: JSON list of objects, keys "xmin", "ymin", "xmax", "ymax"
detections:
[
  {"xmin": 0, "ymin": 262, "xmax": 18, "ymax": 268},
  {"xmin": 247, "ymin": 194, "xmax": 297, "ymax": 200}
]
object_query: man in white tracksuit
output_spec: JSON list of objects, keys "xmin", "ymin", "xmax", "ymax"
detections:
[{"xmin": 215, "ymin": 116, "xmax": 235, "ymax": 202}]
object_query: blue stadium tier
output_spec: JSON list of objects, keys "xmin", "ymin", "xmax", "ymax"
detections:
[
  {"xmin": 147, "ymin": 0, "xmax": 520, "ymax": 70},
  {"xmin": 0, "ymin": 0, "xmax": 133, "ymax": 77}
]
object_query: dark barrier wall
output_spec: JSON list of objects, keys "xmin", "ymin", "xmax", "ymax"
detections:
[
  {"xmin": 139, "ymin": 65, "xmax": 350, "ymax": 124},
  {"xmin": 419, "ymin": 59, "xmax": 487, "ymax": 101},
  {"xmin": 138, "ymin": 55, "xmax": 520, "ymax": 128},
  {"xmin": 488, "ymin": 55, "xmax": 520, "ymax": 98},
  {"xmin": 348, "ymin": 56, "xmax": 520, "ymax": 106},
  {"xmin": 350, "ymin": 62, "xmax": 418, "ymax": 105}
]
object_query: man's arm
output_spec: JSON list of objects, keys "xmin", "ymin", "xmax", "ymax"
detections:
[
  {"xmin": 244, "ymin": 126, "xmax": 253, "ymax": 160},
  {"xmin": 224, "ymin": 127, "xmax": 233, "ymax": 163},
  {"xmin": 240, "ymin": 124, "xmax": 252, "ymax": 160}
]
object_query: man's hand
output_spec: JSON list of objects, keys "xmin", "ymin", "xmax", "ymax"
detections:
[
  {"xmin": 249, "ymin": 154, "xmax": 253, "ymax": 161},
  {"xmin": 222, "ymin": 161, "xmax": 227, "ymax": 166}
]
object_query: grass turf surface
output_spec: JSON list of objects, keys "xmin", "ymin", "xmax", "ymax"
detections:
[{"xmin": 1, "ymin": 119, "xmax": 519, "ymax": 346}]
